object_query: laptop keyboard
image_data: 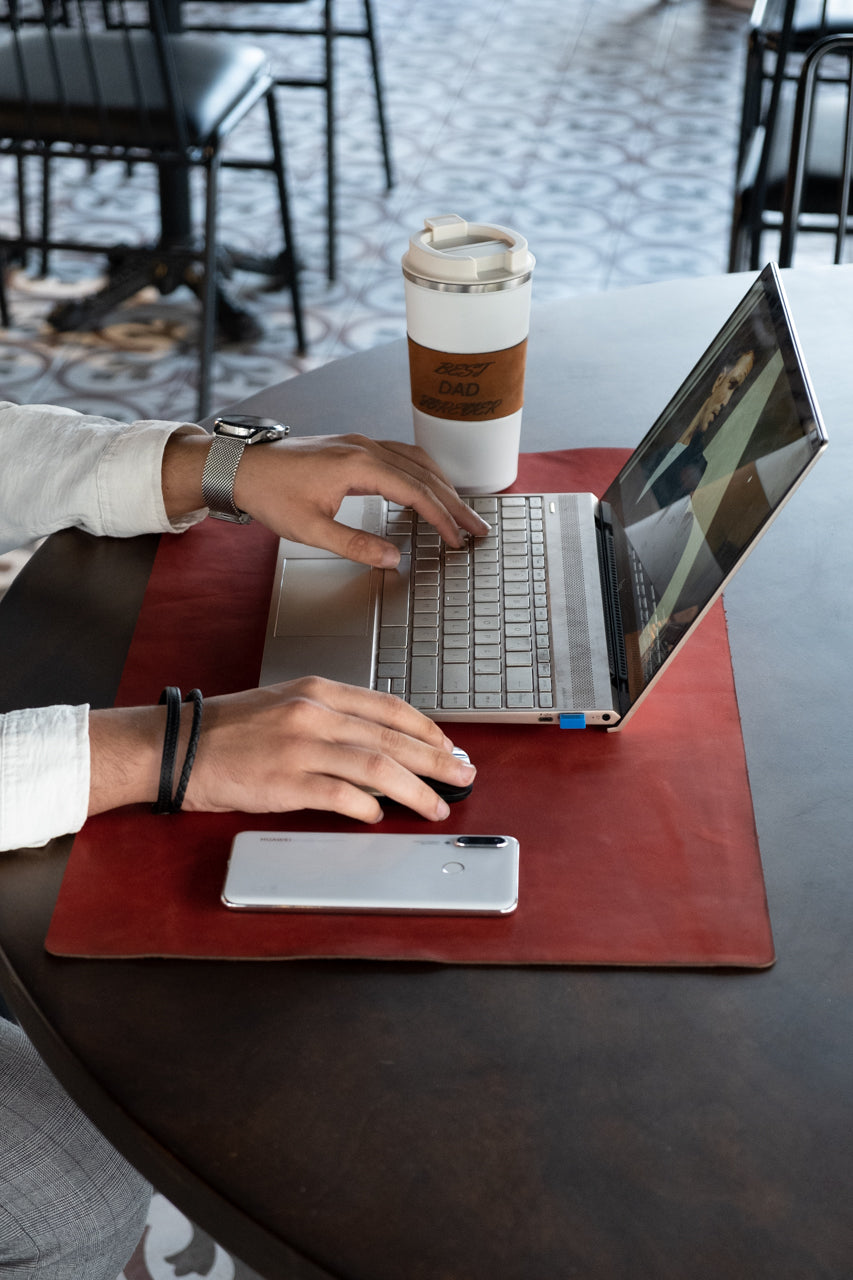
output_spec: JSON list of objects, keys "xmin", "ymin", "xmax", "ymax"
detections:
[{"xmin": 375, "ymin": 494, "xmax": 554, "ymax": 712}]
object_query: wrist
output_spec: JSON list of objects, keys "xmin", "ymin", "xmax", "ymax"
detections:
[
  {"xmin": 161, "ymin": 432, "xmax": 213, "ymax": 521},
  {"xmin": 88, "ymin": 705, "xmax": 194, "ymax": 816}
]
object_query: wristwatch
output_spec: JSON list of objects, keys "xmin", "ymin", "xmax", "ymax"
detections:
[{"xmin": 202, "ymin": 415, "xmax": 290, "ymax": 524}]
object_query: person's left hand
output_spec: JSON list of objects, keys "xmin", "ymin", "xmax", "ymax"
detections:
[{"xmin": 163, "ymin": 431, "xmax": 491, "ymax": 566}]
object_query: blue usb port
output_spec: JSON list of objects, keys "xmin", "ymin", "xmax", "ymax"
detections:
[{"xmin": 559, "ymin": 713, "xmax": 587, "ymax": 730}]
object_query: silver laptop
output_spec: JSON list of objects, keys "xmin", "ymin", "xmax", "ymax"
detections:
[{"xmin": 259, "ymin": 264, "xmax": 827, "ymax": 729}]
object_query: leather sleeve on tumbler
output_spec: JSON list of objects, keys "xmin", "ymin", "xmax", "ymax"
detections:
[{"xmin": 407, "ymin": 337, "xmax": 528, "ymax": 422}]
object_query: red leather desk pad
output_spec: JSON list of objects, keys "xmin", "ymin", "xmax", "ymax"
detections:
[{"xmin": 46, "ymin": 449, "xmax": 774, "ymax": 967}]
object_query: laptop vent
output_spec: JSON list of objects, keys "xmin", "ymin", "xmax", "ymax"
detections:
[{"xmin": 558, "ymin": 497, "xmax": 597, "ymax": 707}]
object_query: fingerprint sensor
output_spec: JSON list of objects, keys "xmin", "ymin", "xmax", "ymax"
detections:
[{"xmin": 442, "ymin": 861, "xmax": 465, "ymax": 875}]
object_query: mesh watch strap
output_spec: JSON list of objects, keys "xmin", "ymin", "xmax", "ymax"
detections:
[{"xmin": 202, "ymin": 434, "xmax": 251, "ymax": 524}]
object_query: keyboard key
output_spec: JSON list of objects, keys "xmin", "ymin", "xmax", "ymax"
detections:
[
  {"xmin": 411, "ymin": 656, "xmax": 438, "ymax": 693},
  {"xmin": 378, "ymin": 647, "xmax": 407, "ymax": 663},
  {"xmin": 507, "ymin": 692, "xmax": 535, "ymax": 708},
  {"xmin": 507, "ymin": 667, "xmax": 534, "ymax": 692},
  {"xmin": 475, "ymin": 693, "xmax": 503, "ymax": 708},
  {"xmin": 475, "ymin": 645, "xmax": 501, "ymax": 660},
  {"xmin": 475, "ymin": 674, "xmax": 502, "ymax": 693},
  {"xmin": 442, "ymin": 693, "xmax": 470, "ymax": 709},
  {"xmin": 443, "ymin": 665, "xmax": 470, "ymax": 693},
  {"xmin": 380, "ymin": 557, "xmax": 411, "ymax": 627}
]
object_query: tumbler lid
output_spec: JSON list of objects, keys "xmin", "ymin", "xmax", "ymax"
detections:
[{"xmin": 402, "ymin": 214, "xmax": 535, "ymax": 290}]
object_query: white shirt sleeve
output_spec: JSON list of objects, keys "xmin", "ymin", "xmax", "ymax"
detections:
[
  {"xmin": 0, "ymin": 706, "xmax": 90, "ymax": 851},
  {"xmin": 0, "ymin": 400, "xmax": 207, "ymax": 553},
  {"xmin": 0, "ymin": 400, "xmax": 209, "ymax": 849}
]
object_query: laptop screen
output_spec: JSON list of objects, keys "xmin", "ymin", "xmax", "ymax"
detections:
[{"xmin": 602, "ymin": 264, "xmax": 828, "ymax": 710}]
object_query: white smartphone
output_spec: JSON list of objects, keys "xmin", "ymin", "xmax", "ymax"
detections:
[{"xmin": 221, "ymin": 831, "xmax": 519, "ymax": 915}]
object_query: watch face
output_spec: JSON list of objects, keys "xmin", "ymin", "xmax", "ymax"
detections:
[{"xmin": 214, "ymin": 415, "xmax": 289, "ymax": 443}]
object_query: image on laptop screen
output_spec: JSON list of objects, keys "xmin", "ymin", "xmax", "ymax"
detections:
[{"xmin": 602, "ymin": 266, "xmax": 827, "ymax": 706}]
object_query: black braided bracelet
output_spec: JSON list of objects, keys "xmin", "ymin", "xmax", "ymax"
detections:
[
  {"xmin": 152, "ymin": 686, "xmax": 182, "ymax": 814},
  {"xmin": 152, "ymin": 686, "xmax": 204, "ymax": 815},
  {"xmin": 172, "ymin": 688, "xmax": 204, "ymax": 812}
]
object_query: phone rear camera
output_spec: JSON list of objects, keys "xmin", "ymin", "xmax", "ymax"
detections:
[{"xmin": 453, "ymin": 836, "xmax": 508, "ymax": 848}]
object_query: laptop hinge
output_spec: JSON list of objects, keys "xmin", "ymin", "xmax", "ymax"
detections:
[{"xmin": 596, "ymin": 503, "xmax": 630, "ymax": 714}]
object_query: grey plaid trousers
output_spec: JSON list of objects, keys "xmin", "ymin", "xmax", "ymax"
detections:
[{"xmin": 0, "ymin": 1017, "xmax": 150, "ymax": 1279}]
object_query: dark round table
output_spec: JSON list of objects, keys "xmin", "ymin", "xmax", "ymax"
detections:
[{"xmin": 1, "ymin": 266, "xmax": 851, "ymax": 1280}]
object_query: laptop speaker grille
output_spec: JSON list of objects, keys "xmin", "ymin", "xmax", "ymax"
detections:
[{"xmin": 558, "ymin": 497, "xmax": 596, "ymax": 707}]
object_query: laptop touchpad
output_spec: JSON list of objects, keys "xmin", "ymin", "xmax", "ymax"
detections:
[{"xmin": 274, "ymin": 559, "xmax": 373, "ymax": 637}]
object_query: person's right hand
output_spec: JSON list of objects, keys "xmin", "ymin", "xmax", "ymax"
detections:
[{"xmin": 88, "ymin": 678, "xmax": 477, "ymax": 824}]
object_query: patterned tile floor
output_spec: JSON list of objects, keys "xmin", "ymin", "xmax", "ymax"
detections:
[{"xmin": 0, "ymin": 0, "xmax": 777, "ymax": 1274}]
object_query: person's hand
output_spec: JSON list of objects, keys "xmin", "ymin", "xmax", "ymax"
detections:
[
  {"xmin": 88, "ymin": 678, "xmax": 477, "ymax": 824},
  {"xmin": 163, "ymin": 431, "xmax": 491, "ymax": 566}
]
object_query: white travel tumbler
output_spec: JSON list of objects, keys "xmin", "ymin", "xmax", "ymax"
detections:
[{"xmin": 402, "ymin": 214, "xmax": 535, "ymax": 493}]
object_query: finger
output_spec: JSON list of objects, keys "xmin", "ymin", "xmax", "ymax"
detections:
[
  {"xmin": 301, "ymin": 679, "xmax": 454, "ymax": 752},
  {"xmin": 314, "ymin": 708, "xmax": 477, "ymax": 806},
  {"xmin": 299, "ymin": 738, "xmax": 454, "ymax": 822},
  {"xmin": 288, "ymin": 513, "xmax": 406, "ymax": 568},
  {"xmin": 334, "ymin": 435, "xmax": 490, "ymax": 544},
  {"xmin": 370, "ymin": 441, "xmax": 492, "ymax": 538}
]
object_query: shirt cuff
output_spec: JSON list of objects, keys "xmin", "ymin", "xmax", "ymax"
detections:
[
  {"xmin": 0, "ymin": 705, "xmax": 90, "ymax": 851},
  {"xmin": 96, "ymin": 420, "xmax": 208, "ymax": 537}
]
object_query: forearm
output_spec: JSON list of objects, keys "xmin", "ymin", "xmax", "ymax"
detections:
[
  {"xmin": 0, "ymin": 402, "xmax": 206, "ymax": 552},
  {"xmin": 87, "ymin": 705, "xmax": 177, "ymax": 816}
]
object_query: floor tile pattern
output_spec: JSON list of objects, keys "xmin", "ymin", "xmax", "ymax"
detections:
[
  {"xmin": 3, "ymin": 0, "xmax": 761, "ymax": 1275},
  {"xmin": 0, "ymin": 0, "xmax": 753, "ymax": 430}
]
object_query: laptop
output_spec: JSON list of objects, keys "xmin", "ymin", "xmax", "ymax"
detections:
[{"xmin": 259, "ymin": 263, "xmax": 828, "ymax": 729}]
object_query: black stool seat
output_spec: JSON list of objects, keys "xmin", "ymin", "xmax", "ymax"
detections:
[{"xmin": 0, "ymin": 31, "xmax": 268, "ymax": 147}]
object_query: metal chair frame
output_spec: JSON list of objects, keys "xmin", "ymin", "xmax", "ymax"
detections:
[
  {"xmin": 180, "ymin": 0, "xmax": 394, "ymax": 280},
  {"xmin": 778, "ymin": 33, "xmax": 853, "ymax": 262}
]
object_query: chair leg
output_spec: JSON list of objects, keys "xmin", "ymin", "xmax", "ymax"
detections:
[
  {"xmin": 197, "ymin": 160, "xmax": 220, "ymax": 422},
  {"xmin": 15, "ymin": 155, "xmax": 28, "ymax": 271},
  {"xmin": 267, "ymin": 89, "xmax": 307, "ymax": 355},
  {"xmin": 324, "ymin": 0, "xmax": 337, "ymax": 282},
  {"xmin": 363, "ymin": 0, "xmax": 393, "ymax": 191},
  {"xmin": 0, "ymin": 254, "xmax": 11, "ymax": 329},
  {"xmin": 40, "ymin": 154, "xmax": 51, "ymax": 276}
]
